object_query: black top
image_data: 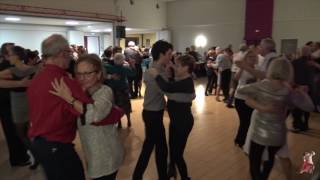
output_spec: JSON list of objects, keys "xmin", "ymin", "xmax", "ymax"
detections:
[
  {"xmin": 0, "ymin": 59, "xmax": 12, "ymax": 106},
  {"xmin": 292, "ymin": 56, "xmax": 313, "ymax": 87}
]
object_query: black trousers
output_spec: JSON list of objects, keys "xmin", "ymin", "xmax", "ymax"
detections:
[
  {"xmin": 205, "ymin": 73, "xmax": 217, "ymax": 94},
  {"xmin": 93, "ymin": 171, "xmax": 118, "ymax": 180},
  {"xmin": 0, "ymin": 107, "xmax": 29, "ymax": 165},
  {"xmin": 249, "ymin": 141, "xmax": 280, "ymax": 180},
  {"xmin": 292, "ymin": 108, "xmax": 310, "ymax": 130},
  {"xmin": 31, "ymin": 137, "xmax": 85, "ymax": 180},
  {"xmin": 220, "ymin": 69, "xmax": 231, "ymax": 100},
  {"xmin": 167, "ymin": 104, "xmax": 193, "ymax": 179},
  {"xmin": 128, "ymin": 66, "xmax": 143, "ymax": 97},
  {"xmin": 133, "ymin": 110, "xmax": 168, "ymax": 180},
  {"xmin": 234, "ymin": 98, "xmax": 253, "ymax": 147}
]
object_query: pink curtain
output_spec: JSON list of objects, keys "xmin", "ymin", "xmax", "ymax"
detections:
[{"xmin": 244, "ymin": 0, "xmax": 274, "ymax": 45}]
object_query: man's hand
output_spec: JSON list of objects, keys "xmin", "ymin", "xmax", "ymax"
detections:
[{"xmin": 111, "ymin": 74, "xmax": 121, "ymax": 80}]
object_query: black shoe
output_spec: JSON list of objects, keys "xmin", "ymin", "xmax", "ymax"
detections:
[
  {"xmin": 226, "ymin": 104, "xmax": 234, "ymax": 108},
  {"xmin": 11, "ymin": 160, "xmax": 31, "ymax": 167},
  {"xmin": 29, "ymin": 161, "xmax": 39, "ymax": 170},
  {"xmin": 290, "ymin": 128, "xmax": 301, "ymax": 133},
  {"xmin": 205, "ymin": 92, "xmax": 208, "ymax": 96},
  {"xmin": 168, "ymin": 166, "xmax": 177, "ymax": 179}
]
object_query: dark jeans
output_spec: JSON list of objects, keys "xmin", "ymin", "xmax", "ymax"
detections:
[
  {"xmin": 167, "ymin": 103, "xmax": 193, "ymax": 179},
  {"xmin": 249, "ymin": 141, "xmax": 280, "ymax": 180},
  {"xmin": 220, "ymin": 69, "xmax": 231, "ymax": 100},
  {"xmin": 31, "ymin": 137, "xmax": 85, "ymax": 180},
  {"xmin": 292, "ymin": 108, "xmax": 310, "ymax": 130},
  {"xmin": 0, "ymin": 107, "xmax": 29, "ymax": 165},
  {"xmin": 205, "ymin": 73, "xmax": 217, "ymax": 94},
  {"xmin": 133, "ymin": 110, "xmax": 168, "ymax": 180},
  {"xmin": 93, "ymin": 171, "xmax": 118, "ymax": 180},
  {"xmin": 234, "ymin": 98, "xmax": 253, "ymax": 147}
]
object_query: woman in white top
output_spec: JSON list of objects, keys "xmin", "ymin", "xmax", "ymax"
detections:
[
  {"xmin": 234, "ymin": 50, "xmax": 258, "ymax": 147},
  {"xmin": 50, "ymin": 54, "xmax": 124, "ymax": 180}
]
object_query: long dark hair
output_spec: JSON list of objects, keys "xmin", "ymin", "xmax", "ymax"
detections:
[{"xmin": 12, "ymin": 46, "xmax": 27, "ymax": 62}]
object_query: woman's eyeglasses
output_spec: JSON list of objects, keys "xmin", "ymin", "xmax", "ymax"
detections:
[{"xmin": 76, "ymin": 71, "xmax": 97, "ymax": 77}]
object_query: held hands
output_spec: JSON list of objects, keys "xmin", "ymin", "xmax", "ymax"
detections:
[{"xmin": 49, "ymin": 78, "xmax": 73, "ymax": 103}]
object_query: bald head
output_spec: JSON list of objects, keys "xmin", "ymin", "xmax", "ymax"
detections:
[
  {"xmin": 41, "ymin": 34, "xmax": 71, "ymax": 69},
  {"xmin": 41, "ymin": 34, "xmax": 69, "ymax": 59}
]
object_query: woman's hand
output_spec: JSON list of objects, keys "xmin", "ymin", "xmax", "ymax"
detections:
[
  {"xmin": 245, "ymin": 97, "xmax": 283, "ymax": 113},
  {"xmin": 49, "ymin": 78, "xmax": 74, "ymax": 103}
]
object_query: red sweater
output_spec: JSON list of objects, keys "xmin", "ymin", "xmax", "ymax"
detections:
[{"xmin": 27, "ymin": 64, "xmax": 91, "ymax": 143}]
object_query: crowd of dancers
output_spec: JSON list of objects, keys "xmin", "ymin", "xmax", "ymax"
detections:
[{"xmin": 0, "ymin": 34, "xmax": 319, "ymax": 180}]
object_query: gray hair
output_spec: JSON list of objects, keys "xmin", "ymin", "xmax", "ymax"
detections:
[
  {"xmin": 113, "ymin": 53, "xmax": 125, "ymax": 64},
  {"xmin": 266, "ymin": 58, "xmax": 293, "ymax": 82},
  {"xmin": 261, "ymin": 38, "xmax": 276, "ymax": 52},
  {"xmin": 41, "ymin": 34, "xmax": 69, "ymax": 58}
]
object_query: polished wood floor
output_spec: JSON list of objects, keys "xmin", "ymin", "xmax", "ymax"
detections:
[{"xmin": 0, "ymin": 78, "xmax": 319, "ymax": 180}]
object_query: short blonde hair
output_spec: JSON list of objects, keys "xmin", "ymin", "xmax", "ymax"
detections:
[{"xmin": 266, "ymin": 58, "xmax": 293, "ymax": 82}]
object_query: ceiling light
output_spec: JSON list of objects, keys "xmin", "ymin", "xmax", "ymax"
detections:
[
  {"xmin": 91, "ymin": 30, "xmax": 101, "ymax": 32},
  {"xmin": 125, "ymin": 28, "xmax": 132, "ymax": 31},
  {"xmin": 5, "ymin": 17, "xmax": 21, "ymax": 22},
  {"xmin": 91, "ymin": 33, "xmax": 95, "ymax": 35},
  {"xmin": 195, "ymin": 35, "xmax": 207, "ymax": 48},
  {"xmin": 65, "ymin": 21, "xmax": 79, "ymax": 25},
  {"xmin": 104, "ymin": 29, "xmax": 112, "ymax": 32},
  {"xmin": 87, "ymin": 25, "xmax": 92, "ymax": 28}
]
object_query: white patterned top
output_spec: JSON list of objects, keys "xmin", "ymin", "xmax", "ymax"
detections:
[{"xmin": 77, "ymin": 85, "xmax": 124, "ymax": 178}]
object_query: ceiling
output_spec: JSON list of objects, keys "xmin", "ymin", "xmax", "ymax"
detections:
[
  {"xmin": 0, "ymin": 14, "xmax": 158, "ymax": 34},
  {"xmin": 0, "ymin": 14, "xmax": 113, "ymax": 33}
]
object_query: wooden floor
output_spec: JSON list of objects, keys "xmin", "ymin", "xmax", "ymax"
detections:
[{"xmin": 0, "ymin": 78, "xmax": 319, "ymax": 180}]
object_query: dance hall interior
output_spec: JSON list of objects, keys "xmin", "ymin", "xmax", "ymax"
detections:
[{"xmin": 0, "ymin": 0, "xmax": 320, "ymax": 180}]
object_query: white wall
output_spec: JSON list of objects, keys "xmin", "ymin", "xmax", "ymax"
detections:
[
  {"xmin": 156, "ymin": 30, "xmax": 171, "ymax": 42},
  {"xmin": 273, "ymin": 0, "xmax": 320, "ymax": 52},
  {"xmin": 115, "ymin": 0, "xmax": 167, "ymax": 30},
  {"xmin": 167, "ymin": 0, "xmax": 246, "ymax": 52},
  {"xmin": 0, "ymin": 24, "xmax": 68, "ymax": 52},
  {"xmin": 68, "ymin": 30, "xmax": 84, "ymax": 46}
]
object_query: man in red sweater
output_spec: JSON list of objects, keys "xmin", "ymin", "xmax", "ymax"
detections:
[{"xmin": 27, "ymin": 34, "xmax": 90, "ymax": 180}]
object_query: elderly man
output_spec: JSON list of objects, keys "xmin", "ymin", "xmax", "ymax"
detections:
[
  {"xmin": 27, "ymin": 34, "xmax": 91, "ymax": 180},
  {"xmin": 124, "ymin": 41, "xmax": 142, "ymax": 98},
  {"xmin": 237, "ymin": 38, "xmax": 278, "ymax": 79}
]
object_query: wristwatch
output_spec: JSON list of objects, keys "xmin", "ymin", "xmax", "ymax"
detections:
[{"xmin": 69, "ymin": 98, "xmax": 77, "ymax": 106}]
